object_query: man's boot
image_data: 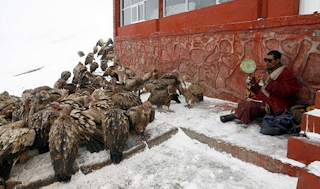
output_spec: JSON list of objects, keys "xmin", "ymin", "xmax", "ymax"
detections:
[{"xmin": 220, "ymin": 114, "xmax": 237, "ymax": 123}]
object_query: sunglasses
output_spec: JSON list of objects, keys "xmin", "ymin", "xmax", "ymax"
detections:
[{"xmin": 264, "ymin": 58, "xmax": 274, "ymax": 63}]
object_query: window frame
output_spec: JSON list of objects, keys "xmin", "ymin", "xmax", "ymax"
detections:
[
  {"xmin": 120, "ymin": 0, "xmax": 232, "ymax": 26},
  {"xmin": 163, "ymin": 0, "xmax": 232, "ymax": 17},
  {"xmin": 121, "ymin": 0, "xmax": 153, "ymax": 26}
]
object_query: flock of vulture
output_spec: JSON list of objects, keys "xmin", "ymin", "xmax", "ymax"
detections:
[{"xmin": 0, "ymin": 38, "xmax": 204, "ymax": 187}]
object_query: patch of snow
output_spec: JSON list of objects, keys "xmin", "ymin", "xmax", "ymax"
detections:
[{"xmin": 307, "ymin": 161, "xmax": 320, "ymax": 177}]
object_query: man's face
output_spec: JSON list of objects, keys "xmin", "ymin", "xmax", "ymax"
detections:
[{"xmin": 265, "ymin": 55, "xmax": 279, "ymax": 70}]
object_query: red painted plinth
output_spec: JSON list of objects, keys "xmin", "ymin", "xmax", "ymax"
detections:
[
  {"xmin": 297, "ymin": 168, "xmax": 320, "ymax": 189},
  {"xmin": 287, "ymin": 137, "xmax": 320, "ymax": 165},
  {"xmin": 301, "ymin": 113, "xmax": 320, "ymax": 134},
  {"xmin": 316, "ymin": 91, "xmax": 320, "ymax": 109}
]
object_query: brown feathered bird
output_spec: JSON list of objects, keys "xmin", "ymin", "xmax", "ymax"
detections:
[
  {"xmin": 49, "ymin": 105, "xmax": 79, "ymax": 182},
  {"xmin": 159, "ymin": 70, "xmax": 181, "ymax": 90},
  {"xmin": 90, "ymin": 62, "xmax": 99, "ymax": 73},
  {"xmin": 70, "ymin": 107, "xmax": 104, "ymax": 153},
  {"xmin": 110, "ymin": 78, "xmax": 142, "ymax": 110},
  {"xmin": 77, "ymin": 51, "xmax": 85, "ymax": 57},
  {"xmin": 127, "ymin": 101, "xmax": 154, "ymax": 139},
  {"xmin": 142, "ymin": 69, "xmax": 159, "ymax": 82},
  {"xmin": 104, "ymin": 63, "xmax": 119, "ymax": 81},
  {"xmin": 179, "ymin": 74, "xmax": 204, "ymax": 108},
  {"xmin": 148, "ymin": 85, "xmax": 177, "ymax": 112},
  {"xmin": 0, "ymin": 126, "xmax": 35, "ymax": 181},
  {"xmin": 102, "ymin": 108, "xmax": 130, "ymax": 164},
  {"xmin": 100, "ymin": 60, "xmax": 108, "ymax": 71},
  {"xmin": 0, "ymin": 115, "xmax": 10, "ymax": 126},
  {"xmin": 60, "ymin": 71, "xmax": 71, "ymax": 81},
  {"xmin": 144, "ymin": 80, "xmax": 181, "ymax": 104},
  {"xmin": 54, "ymin": 79, "xmax": 76, "ymax": 94},
  {"xmin": 93, "ymin": 46, "xmax": 98, "ymax": 54},
  {"xmin": 72, "ymin": 62, "xmax": 87, "ymax": 85},
  {"xmin": 96, "ymin": 39, "xmax": 105, "ymax": 47},
  {"xmin": 97, "ymin": 45, "xmax": 107, "ymax": 57},
  {"xmin": 85, "ymin": 53, "xmax": 95, "ymax": 65},
  {"xmin": 124, "ymin": 77, "xmax": 145, "ymax": 94},
  {"xmin": 101, "ymin": 50, "xmax": 114, "ymax": 62},
  {"xmin": 27, "ymin": 102, "xmax": 60, "ymax": 154},
  {"xmin": 0, "ymin": 91, "xmax": 19, "ymax": 120}
]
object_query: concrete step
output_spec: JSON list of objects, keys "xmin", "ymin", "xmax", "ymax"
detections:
[
  {"xmin": 296, "ymin": 162, "xmax": 320, "ymax": 189},
  {"xmin": 301, "ymin": 109, "xmax": 320, "ymax": 134},
  {"xmin": 182, "ymin": 128, "xmax": 303, "ymax": 177},
  {"xmin": 287, "ymin": 136, "xmax": 320, "ymax": 165}
]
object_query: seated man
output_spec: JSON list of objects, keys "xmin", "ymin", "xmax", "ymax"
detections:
[{"xmin": 221, "ymin": 50, "xmax": 299, "ymax": 124}]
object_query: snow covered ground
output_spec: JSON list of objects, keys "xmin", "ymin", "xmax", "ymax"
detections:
[{"xmin": 2, "ymin": 0, "xmax": 319, "ymax": 189}]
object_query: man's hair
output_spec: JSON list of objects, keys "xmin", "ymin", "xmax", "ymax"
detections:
[{"xmin": 267, "ymin": 50, "xmax": 281, "ymax": 60}]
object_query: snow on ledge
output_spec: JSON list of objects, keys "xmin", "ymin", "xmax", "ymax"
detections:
[
  {"xmin": 304, "ymin": 109, "xmax": 320, "ymax": 117},
  {"xmin": 307, "ymin": 161, "xmax": 320, "ymax": 177}
]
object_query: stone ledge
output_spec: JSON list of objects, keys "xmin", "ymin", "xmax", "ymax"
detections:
[
  {"xmin": 12, "ymin": 128, "xmax": 179, "ymax": 189},
  {"xmin": 10, "ymin": 126, "xmax": 304, "ymax": 189},
  {"xmin": 297, "ymin": 168, "xmax": 320, "ymax": 189},
  {"xmin": 180, "ymin": 127, "xmax": 303, "ymax": 177},
  {"xmin": 301, "ymin": 110, "xmax": 320, "ymax": 134},
  {"xmin": 287, "ymin": 136, "xmax": 320, "ymax": 165}
]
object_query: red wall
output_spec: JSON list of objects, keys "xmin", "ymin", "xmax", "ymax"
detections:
[
  {"xmin": 267, "ymin": 0, "xmax": 300, "ymax": 17},
  {"xmin": 115, "ymin": 0, "xmax": 301, "ymax": 38},
  {"xmin": 118, "ymin": 19, "xmax": 159, "ymax": 37},
  {"xmin": 158, "ymin": 0, "xmax": 260, "ymax": 34}
]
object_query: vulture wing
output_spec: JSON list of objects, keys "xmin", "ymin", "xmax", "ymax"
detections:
[
  {"xmin": 102, "ymin": 108, "xmax": 130, "ymax": 164},
  {"xmin": 49, "ymin": 107, "xmax": 79, "ymax": 182},
  {"xmin": 0, "ymin": 127, "xmax": 35, "ymax": 180}
]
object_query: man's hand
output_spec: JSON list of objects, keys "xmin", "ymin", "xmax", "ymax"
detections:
[{"xmin": 261, "ymin": 74, "xmax": 271, "ymax": 83}]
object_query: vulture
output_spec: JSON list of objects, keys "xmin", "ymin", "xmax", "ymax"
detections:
[
  {"xmin": 148, "ymin": 85, "xmax": 177, "ymax": 112},
  {"xmin": 72, "ymin": 62, "xmax": 87, "ymax": 85},
  {"xmin": 49, "ymin": 105, "xmax": 79, "ymax": 182},
  {"xmin": 27, "ymin": 102, "xmax": 60, "ymax": 154},
  {"xmin": 70, "ymin": 108, "xmax": 104, "ymax": 153},
  {"xmin": 104, "ymin": 63, "xmax": 119, "ymax": 81},
  {"xmin": 0, "ymin": 115, "xmax": 10, "ymax": 126},
  {"xmin": 54, "ymin": 78, "xmax": 77, "ymax": 94},
  {"xmin": 93, "ymin": 46, "xmax": 98, "ymax": 54},
  {"xmin": 127, "ymin": 101, "xmax": 154, "ymax": 139},
  {"xmin": 159, "ymin": 70, "xmax": 181, "ymax": 90},
  {"xmin": 60, "ymin": 71, "xmax": 71, "ymax": 81},
  {"xmin": 113, "ymin": 64, "xmax": 135, "ymax": 85},
  {"xmin": 110, "ymin": 78, "xmax": 142, "ymax": 110},
  {"xmin": 91, "ymin": 76, "xmax": 109, "ymax": 89},
  {"xmin": 124, "ymin": 77, "xmax": 145, "ymax": 94},
  {"xmin": 96, "ymin": 39, "xmax": 105, "ymax": 47},
  {"xmin": 77, "ymin": 51, "xmax": 85, "ymax": 57},
  {"xmin": 179, "ymin": 74, "xmax": 204, "ymax": 108},
  {"xmin": 0, "ymin": 126, "xmax": 35, "ymax": 181},
  {"xmin": 101, "ymin": 50, "xmax": 114, "ymax": 62},
  {"xmin": 102, "ymin": 108, "xmax": 130, "ymax": 164},
  {"xmin": 90, "ymin": 62, "xmax": 99, "ymax": 73},
  {"xmin": 86, "ymin": 88, "xmax": 115, "ymax": 124},
  {"xmin": 100, "ymin": 60, "xmax": 108, "ymax": 71},
  {"xmin": 84, "ymin": 52, "xmax": 95, "ymax": 65},
  {"xmin": 144, "ymin": 80, "xmax": 181, "ymax": 104},
  {"xmin": 97, "ymin": 45, "xmax": 107, "ymax": 57},
  {"xmin": 0, "ymin": 91, "xmax": 19, "ymax": 120},
  {"xmin": 142, "ymin": 69, "xmax": 159, "ymax": 82},
  {"xmin": 112, "ymin": 91, "xmax": 142, "ymax": 111},
  {"xmin": 105, "ymin": 38, "xmax": 113, "ymax": 46}
]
